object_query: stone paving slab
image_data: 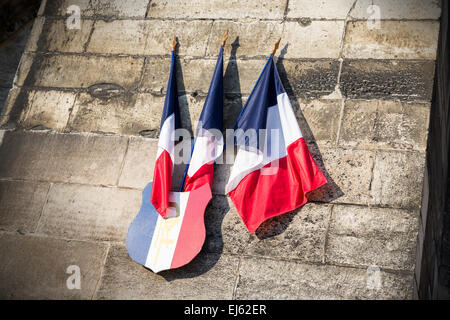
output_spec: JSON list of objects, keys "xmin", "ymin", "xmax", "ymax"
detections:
[
  {"xmin": 326, "ymin": 205, "xmax": 419, "ymax": 270},
  {"xmin": 0, "ymin": 180, "xmax": 49, "ymax": 233},
  {"xmin": 0, "ymin": 233, "xmax": 108, "ymax": 299},
  {"xmin": 235, "ymin": 256, "xmax": 413, "ymax": 299},
  {"xmin": 96, "ymin": 245, "xmax": 239, "ymax": 299},
  {"xmin": 0, "ymin": 131, "xmax": 128, "ymax": 186}
]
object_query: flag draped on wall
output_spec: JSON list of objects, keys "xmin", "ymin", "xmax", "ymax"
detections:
[
  {"xmin": 183, "ymin": 46, "xmax": 224, "ymax": 192},
  {"xmin": 150, "ymin": 51, "xmax": 181, "ymax": 218},
  {"xmin": 225, "ymin": 55, "xmax": 327, "ymax": 233}
]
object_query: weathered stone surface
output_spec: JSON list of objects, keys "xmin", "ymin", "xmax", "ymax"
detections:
[
  {"xmin": 19, "ymin": 89, "xmax": 76, "ymax": 130},
  {"xmin": 87, "ymin": 20, "xmax": 150, "ymax": 55},
  {"xmin": 287, "ymin": 0, "xmax": 355, "ymax": 19},
  {"xmin": 0, "ymin": 180, "xmax": 49, "ymax": 233},
  {"xmin": 235, "ymin": 257, "xmax": 413, "ymax": 299},
  {"xmin": 203, "ymin": 195, "xmax": 251, "ymax": 254},
  {"xmin": 44, "ymin": 0, "xmax": 149, "ymax": 17},
  {"xmin": 118, "ymin": 136, "xmax": 158, "ymax": 189},
  {"xmin": 16, "ymin": 53, "xmax": 144, "ymax": 91},
  {"xmin": 245, "ymin": 203, "xmax": 331, "ymax": 263},
  {"xmin": 43, "ymin": 0, "xmax": 91, "ymax": 16},
  {"xmin": 295, "ymin": 99, "xmax": 341, "ymax": 145},
  {"xmin": 68, "ymin": 92, "xmax": 160, "ymax": 135},
  {"xmin": 148, "ymin": 0, "xmax": 286, "ymax": 19},
  {"xmin": 281, "ymin": 21, "xmax": 345, "ymax": 59},
  {"xmin": 277, "ymin": 59, "xmax": 340, "ymax": 99},
  {"xmin": 89, "ymin": 20, "xmax": 212, "ymax": 56},
  {"xmin": 339, "ymin": 100, "xmax": 430, "ymax": 151},
  {"xmin": 371, "ymin": 150, "xmax": 425, "ymax": 210},
  {"xmin": 340, "ymin": 59, "xmax": 435, "ymax": 101},
  {"xmin": 0, "ymin": 233, "xmax": 108, "ymax": 299},
  {"xmin": 0, "ymin": 131, "xmax": 128, "ymax": 185},
  {"xmin": 326, "ymin": 205, "xmax": 419, "ymax": 270},
  {"xmin": 343, "ymin": 21, "xmax": 440, "ymax": 60},
  {"xmin": 29, "ymin": 18, "xmax": 94, "ymax": 53},
  {"xmin": 37, "ymin": 184, "xmax": 141, "ymax": 242},
  {"xmin": 307, "ymin": 146, "xmax": 375, "ymax": 205},
  {"xmin": 96, "ymin": 245, "xmax": 239, "ymax": 299},
  {"xmin": 207, "ymin": 21, "xmax": 284, "ymax": 58},
  {"xmin": 350, "ymin": 0, "xmax": 442, "ymax": 20}
]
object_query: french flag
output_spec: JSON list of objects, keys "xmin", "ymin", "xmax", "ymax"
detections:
[
  {"xmin": 183, "ymin": 46, "xmax": 224, "ymax": 192},
  {"xmin": 225, "ymin": 55, "xmax": 328, "ymax": 233},
  {"xmin": 150, "ymin": 50, "xmax": 181, "ymax": 218}
]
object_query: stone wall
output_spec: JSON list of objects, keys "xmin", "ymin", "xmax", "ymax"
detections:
[
  {"xmin": 416, "ymin": 0, "xmax": 450, "ymax": 299},
  {"xmin": 0, "ymin": 0, "xmax": 442, "ymax": 299}
]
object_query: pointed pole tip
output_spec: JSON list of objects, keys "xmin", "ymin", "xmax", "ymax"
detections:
[
  {"xmin": 171, "ymin": 35, "xmax": 177, "ymax": 52},
  {"xmin": 270, "ymin": 37, "xmax": 281, "ymax": 56},
  {"xmin": 221, "ymin": 29, "xmax": 229, "ymax": 47}
]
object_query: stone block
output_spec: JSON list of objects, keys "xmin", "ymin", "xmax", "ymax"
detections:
[
  {"xmin": 0, "ymin": 233, "xmax": 108, "ymax": 299},
  {"xmin": 207, "ymin": 21, "xmax": 284, "ymax": 58},
  {"xmin": 235, "ymin": 257, "xmax": 413, "ymax": 299},
  {"xmin": 296, "ymin": 99, "xmax": 341, "ymax": 145},
  {"xmin": 0, "ymin": 131, "xmax": 128, "ymax": 185},
  {"xmin": 245, "ymin": 203, "xmax": 331, "ymax": 263},
  {"xmin": 340, "ymin": 59, "xmax": 435, "ymax": 101},
  {"xmin": 371, "ymin": 150, "xmax": 426, "ymax": 209},
  {"xmin": 281, "ymin": 21, "xmax": 345, "ymax": 59},
  {"xmin": 0, "ymin": 180, "xmax": 50, "ymax": 233},
  {"xmin": 96, "ymin": 245, "xmax": 239, "ymax": 299},
  {"xmin": 343, "ymin": 21, "xmax": 440, "ymax": 59},
  {"xmin": 37, "ymin": 184, "xmax": 141, "ymax": 242},
  {"xmin": 276, "ymin": 59, "xmax": 340, "ymax": 99},
  {"xmin": 307, "ymin": 146, "xmax": 375, "ymax": 205},
  {"xmin": 89, "ymin": 20, "xmax": 212, "ymax": 57},
  {"xmin": 44, "ymin": 0, "xmax": 149, "ymax": 17},
  {"xmin": 16, "ymin": 53, "xmax": 144, "ymax": 91},
  {"xmin": 148, "ymin": 0, "xmax": 286, "ymax": 19},
  {"xmin": 118, "ymin": 136, "xmax": 158, "ymax": 189},
  {"xmin": 326, "ymin": 204, "xmax": 419, "ymax": 270},
  {"xmin": 68, "ymin": 92, "xmax": 162, "ymax": 135},
  {"xmin": 87, "ymin": 20, "xmax": 150, "ymax": 55},
  {"xmin": 287, "ymin": 0, "xmax": 356, "ymax": 19},
  {"xmin": 19, "ymin": 89, "xmax": 77, "ymax": 130},
  {"xmin": 203, "ymin": 195, "xmax": 251, "ymax": 254},
  {"xmin": 350, "ymin": 0, "xmax": 442, "ymax": 20},
  {"xmin": 339, "ymin": 100, "xmax": 430, "ymax": 151},
  {"xmin": 29, "ymin": 18, "xmax": 93, "ymax": 53}
]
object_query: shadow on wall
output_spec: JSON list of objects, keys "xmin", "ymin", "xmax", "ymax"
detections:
[{"xmin": 156, "ymin": 43, "xmax": 343, "ymax": 280}]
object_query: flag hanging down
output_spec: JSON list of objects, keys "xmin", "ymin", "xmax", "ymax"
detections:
[
  {"xmin": 225, "ymin": 55, "xmax": 327, "ymax": 233},
  {"xmin": 150, "ymin": 51, "xmax": 181, "ymax": 218},
  {"xmin": 183, "ymin": 46, "xmax": 224, "ymax": 192}
]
